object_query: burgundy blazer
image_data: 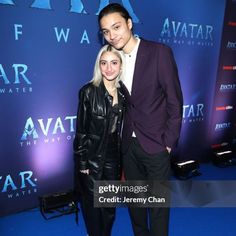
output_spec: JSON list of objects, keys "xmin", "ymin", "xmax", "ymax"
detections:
[{"xmin": 121, "ymin": 39, "xmax": 183, "ymax": 154}]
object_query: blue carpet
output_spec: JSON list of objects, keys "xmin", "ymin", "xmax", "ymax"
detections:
[
  {"xmin": 1, "ymin": 163, "xmax": 236, "ymax": 236},
  {"xmin": 1, "ymin": 207, "xmax": 236, "ymax": 236}
]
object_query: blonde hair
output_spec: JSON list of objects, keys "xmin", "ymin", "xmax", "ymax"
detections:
[{"xmin": 91, "ymin": 45, "xmax": 125, "ymax": 87}]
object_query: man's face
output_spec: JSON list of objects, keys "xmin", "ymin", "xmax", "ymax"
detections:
[{"xmin": 100, "ymin": 12, "xmax": 132, "ymax": 51}]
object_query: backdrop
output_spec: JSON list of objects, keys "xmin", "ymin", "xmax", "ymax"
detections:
[{"xmin": 1, "ymin": 0, "xmax": 235, "ymax": 216}]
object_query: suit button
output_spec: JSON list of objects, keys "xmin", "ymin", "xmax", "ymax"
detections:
[{"xmin": 132, "ymin": 104, "xmax": 135, "ymax": 108}]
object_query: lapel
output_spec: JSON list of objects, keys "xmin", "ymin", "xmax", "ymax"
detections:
[
  {"xmin": 119, "ymin": 81, "xmax": 130, "ymax": 103},
  {"xmin": 100, "ymin": 80, "xmax": 111, "ymax": 116}
]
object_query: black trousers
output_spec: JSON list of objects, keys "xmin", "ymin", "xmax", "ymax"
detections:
[
  {"xmin": 79, "ymin": 134, "xmax": 120, "ymax": 236},
  {"xmin": 123, "ymin": 138, "xmax": 171, "ymax": 236}
]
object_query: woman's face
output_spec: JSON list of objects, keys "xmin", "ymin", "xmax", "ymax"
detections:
[{"xmin": 99, "ymin": 51, "xmax": 121, "ymax": 82}]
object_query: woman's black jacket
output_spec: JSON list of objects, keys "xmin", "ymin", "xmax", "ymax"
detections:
[{"xmin": 73, "ymin": 81, "xmax": 125, "ymax": 178}]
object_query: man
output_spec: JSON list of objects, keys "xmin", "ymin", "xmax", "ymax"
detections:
[{"xmin": 98, "ymin": 3, "xmax": 183, "ymax": 236}]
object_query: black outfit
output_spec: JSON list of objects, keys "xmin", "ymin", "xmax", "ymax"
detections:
[
  {"xmin": 123, "ymin": 138, "xmax": 171, "ymax": 236},
  {"xmin": 73, "ymin": 81, "xmax": 125, "ymax": 236}
]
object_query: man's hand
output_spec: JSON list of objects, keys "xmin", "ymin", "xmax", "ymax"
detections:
[
  {"xmin": 80, "ymin": 169, "xmax": 89, "ymax": 175},
  {"xmin": 166, "ymin": 146, "xmax": 171, "ymax": 153}
]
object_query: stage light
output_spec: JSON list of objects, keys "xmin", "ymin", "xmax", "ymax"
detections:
[
  {"xmin": 172, "ymin": 160, "xmax": 201, "ymax": 180},
  {"xmin": 212, "ymin": 146, "xmax": 236, "ymax": 167},
  {"xmin": 39, "ymin": 190, "xmax": 79, "ymax": 224}
]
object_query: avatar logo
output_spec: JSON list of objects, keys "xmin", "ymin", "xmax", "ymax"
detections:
[
  {"xmin": 183, "ymin": 103, "xmax": 204, "ymax": 118},
  {"xmin": 0, "ymin": 64, "xmax": 31, "ymax": 85},
  {"xmin": 0, "ymin": 64, "xmax": 33, "ymax": 94},
  {"xmin": 0, "ymin": 0, "xmax": 139, "ymax": 23},
  {"xmin": 21, "ymin": 116, "xmax": 76, "ymax": 141},
  {"xmin": 160, "ymin": 18, "xmax": 213, "ymax": 41},
  {"xmin": 182, "ymin": 103, "xmax": 204, "ymax": 123},
  {"xmin": 0, "ymin": 170, "xmax": 37, "ymax": 193}
]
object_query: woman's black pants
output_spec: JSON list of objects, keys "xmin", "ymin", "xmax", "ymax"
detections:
[{"xmin": 79, "ymin": 134, "xmax": 120, "ymax": 236}]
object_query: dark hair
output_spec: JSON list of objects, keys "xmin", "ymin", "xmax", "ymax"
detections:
[{"xmin": 98, "ymin": 3, "xmax": 131, "ymax": 23}]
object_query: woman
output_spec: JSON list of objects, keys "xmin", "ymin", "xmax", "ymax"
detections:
[{"xmin": 73, "ymin": 45, "xmax": 125, "ymax": 236}]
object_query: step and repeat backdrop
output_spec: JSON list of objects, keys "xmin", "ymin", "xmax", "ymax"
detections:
[
  {"xmin": 1, "ymin": 0, "xmax": 235, "ymax": 216},
  {"xmin": 210, "ymin": 0, "xmax": 236, "ymax": 149}
]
